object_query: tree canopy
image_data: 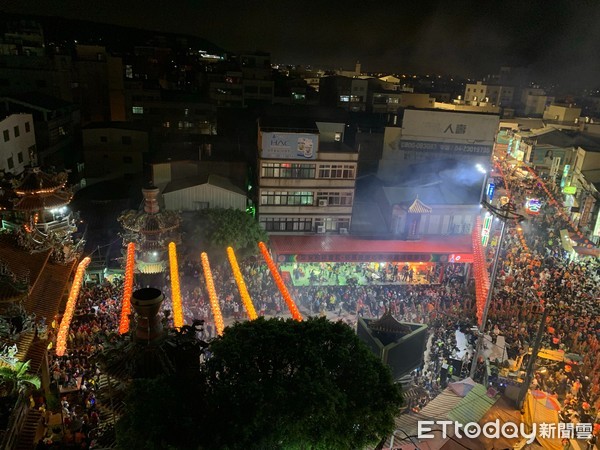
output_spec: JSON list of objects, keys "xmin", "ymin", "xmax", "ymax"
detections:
[
  {"xmin": 117, "ymin": 317, "xmax": 402, "ymax": 449},
  {"xmin": 185, "ymin": 208, "xmax": 267, "ymax": 260},
  {"xmin": 201, "ymin": 317, "xmax": 402, "ymax": 449}
]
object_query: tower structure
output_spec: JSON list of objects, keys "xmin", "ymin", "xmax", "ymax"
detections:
[{"xmin": 118, "ymin": 185, "xmax": 181, "ymax": 287}]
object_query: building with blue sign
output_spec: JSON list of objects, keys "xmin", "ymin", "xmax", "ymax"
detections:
[{"xmin": 257, "ymin": 115, "xmax": 358, "ymax": 234}]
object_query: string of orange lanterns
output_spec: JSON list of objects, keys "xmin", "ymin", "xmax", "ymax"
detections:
[
  {"xmin": 472, "ymin": 216, "xmax": 489, "ymax": 326},
  {"xmin": 258, "ymin": 242, "xmax": 303, "ymax": 321},
  {"xmin": 200, "ymin": 252, "xmax": 225, "ymax": 336},
  {"xmin": 226, "ymin": 246, "xmax": 257, "ymax": 320},
  {"xmin": 118, "ymin": 242, "xmax": 136, "ymax": 334},
  {"xmin": 168, "ymin": 242, "xmax": 184, "ymax": 329},
  {"xmin": 56, "ymin": 257, "xmax": 91, "ymax": 356}
]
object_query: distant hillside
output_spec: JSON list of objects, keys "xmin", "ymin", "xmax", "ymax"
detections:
[{"xmin": 1, "ymin": 12, "xmax": 226, "ymax": 55}]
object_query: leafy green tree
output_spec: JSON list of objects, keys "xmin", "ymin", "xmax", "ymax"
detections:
[
  {"xmin": 186, "ymin": 208, "xmax": 268, "ymax": 260},
  {"xmin": 199, "ymin": 317, "xmax": 402, "ymax": 449},
  {"xmin": 0, "ymin": 360, "xmax": 41, "ymax": 396}
]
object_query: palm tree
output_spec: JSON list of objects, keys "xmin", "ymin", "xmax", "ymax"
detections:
[{"xmin": 0, "ymin": 360, "xmax": 41, "ymax": 397}]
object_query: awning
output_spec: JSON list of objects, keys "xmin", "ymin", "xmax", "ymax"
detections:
[{"xmin": 269, "ymin": 234, "xmax": 473, "ymax": 263}]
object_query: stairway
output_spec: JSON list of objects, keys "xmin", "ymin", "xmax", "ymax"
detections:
[{"xmin": 14, "ymin": 408, "xmax": 42, "ymax": 450}]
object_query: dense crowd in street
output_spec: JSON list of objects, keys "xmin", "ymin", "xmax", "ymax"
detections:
[{"xmin": 31, "ymin": 155, "xmax": 600, "ymax": 448}]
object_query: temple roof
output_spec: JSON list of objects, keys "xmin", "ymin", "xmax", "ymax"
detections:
[
  {"xmin": 407, "ymin": 197, "xmax": 432, "ymax": 214},
  {"xmin": 369, "ymin": 310, "xmax": 412, "ymax": 335},
  {"xmin": 12, "ymin": 190, "xmax": 72, "ymax": 211},
  {"xmin": 14, "ymin": 168, "xmax": 67, "ymax": 195}
]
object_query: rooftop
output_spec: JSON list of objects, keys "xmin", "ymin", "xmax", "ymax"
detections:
[
  {"xmin": 162, "ymin": 173, "xmax": 246, "ymax": 195},
  {"xmin": 2, "ymin": 92, "xmax": 73, "ymax": 112}
]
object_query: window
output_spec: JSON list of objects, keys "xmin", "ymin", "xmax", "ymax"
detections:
[
  {"xmin": 3, "ymin": 130, "xmax": 8, "ymax": 142},
  {"xmin": 316, "ymin": 191, "xmax": 353, "ymax": 206},
  {"xmin": 261, "ymin": 162, "xmax": 315, "ymax": 179},
  {"xmin": 339, "ymin": 95, "xmax": 350, "ymax": 102},
  {"xmin": 17, "ymin": 152, "xmax": 23, "ymax": 164},
  {"xmin": 122, "ymin": 136, "xmax": 132, "ymax": 145},
  {"xmin": 7, "ymin": 157, "xmax": 14, "ymax": 170},
  {"xmin": 132, "ymin": 106, "xmax": 144, "ymax": 114},
  {"xmin": 123, "ymin": 156, "xmax": 133, "ymax": 163},
  {"xmin": 25, "ymin": 122, "xmax": 30, "ymax": 133},
  {"xmin": 317, "ymin": 164, "xmax": 355, "ymax": 179},
  {"xmin": 334, "ymin": 132, "xmax": 342, "ymax": 142},
  {"xmin": 314, "ymin": 217, "xmax": 350, "ymax": 232},
  {"xmin": 260, "ymin": 217, "xmax": 312, "ymax": 232},
  {"xmin": 100, "ymin": 136, "xmax": 108, "ymax": 143},
  {"xmin": 260, "ymin": 191, "xmax": 314, "ymax": 206}
]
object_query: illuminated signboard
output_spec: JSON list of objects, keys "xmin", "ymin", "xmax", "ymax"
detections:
[
  {"xmin": 260, "ymin": 132, "xmax": 319, "ymax": 160},
  {"xmin": 562, "ymin": 186, "xmax": 577, "ymax": 195},
  {"xmin": 481, "ymin": 213, "xmax": 493, "ymax": 246},
  {"xmin": 560, "ymin": 165, "xmax": 571, "ymax": 189},
  {"xmin": 525, "ymin": 198, "xmax": 542, "ymax": 215},
  {"xmin": 593, "ymin": 212, "xmax": 600, "ymax": 237},
  {"xmin": 487, "ymin": 183, "xmax": 495, "ymax": 201}
]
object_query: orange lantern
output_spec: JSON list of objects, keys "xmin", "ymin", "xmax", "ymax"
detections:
[
  {"xmin": 227, "ymin": 247, "xmax": 257, "ymax": 320},
  {"xmin": 258, "ymin": 242, "xmax": 303, "ymax": 321},
  {"xmin": 119, "ymin": 242, "xmax": 136, "ymax": 334},
  {"xmin": 200, "ymin": 252, "xmax": 225, "ymax": 336},
  {"xmin": 168, "ymin": 242, "xmax": 184, "ymax": 329},
  {"xmin": 56, "ymin": 257, "xmax": 92, "ymax": 356}
]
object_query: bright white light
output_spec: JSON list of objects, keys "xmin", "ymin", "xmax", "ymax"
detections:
[{"xmin": 475, "ymin": 164, "xmax": 487, "ymax": 174}]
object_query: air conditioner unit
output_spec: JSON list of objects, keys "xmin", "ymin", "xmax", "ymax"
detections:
[
  {"xmin": 317, "ymin": 226, "xmax": 326, "ymax": 234},
  {"xmin": 318, "ymin": 199, "xmax": 328, "ymax": 207},
  {"xmin": 339, "ymin": 228, "xmax": 348, "ymax": 234}
]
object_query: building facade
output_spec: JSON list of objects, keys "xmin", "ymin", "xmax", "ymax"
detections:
[
  {"xmin": 0, "ymin": 113, "xmax": 35, "ymax": 174},
  {"xmin": 257, "ymin": 119, "xmax": 358, "ymax": 234}
]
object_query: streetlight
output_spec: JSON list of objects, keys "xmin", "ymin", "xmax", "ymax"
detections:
[{"xmin": 469, "ymin": 200, "xmax": 524, "ymax": 380}]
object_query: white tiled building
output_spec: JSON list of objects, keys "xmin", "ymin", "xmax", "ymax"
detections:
[{"xmin": 0, "ymin": 113, "xmax": 35, "ymax": 175}]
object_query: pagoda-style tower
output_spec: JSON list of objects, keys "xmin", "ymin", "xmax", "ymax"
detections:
[
  {"xmin": 3, "ymin": 167, "xmax": 81, "ymax": 262},
  {"xmin": 118, "ymin": 185, "xmax": 181, "ymax": 287}
]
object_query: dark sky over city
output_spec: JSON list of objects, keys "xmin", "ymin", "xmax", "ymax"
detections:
[{"xmin": 4, "ymin": 0, "xmax": 600, "ymax": 87}]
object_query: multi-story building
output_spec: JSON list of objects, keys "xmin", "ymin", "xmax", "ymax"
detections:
[
  {"xmin": 82, "ymin": 122, "xmax": 150, "ymax": 178},
  {"xmin": 257, "ymin": 117, "xmax": 357, "ymax": 234},
  {"xmin": 377, "ymin": 109, "xmax": 499, "ymax": 184},
  {"xmin": 464, "ymin": 81, "xmax": 514, "ymax": 107},
  {"xmin": 1, "ymin": 93, "xmax": 81, "ymax": 169},
  {"xmin": 0, "ymin": 113, "xmax": 35, "ymax": 174}
]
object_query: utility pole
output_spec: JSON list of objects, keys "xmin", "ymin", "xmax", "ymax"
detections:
[
  {"xmin": 469, "ymin": 201, "xmax": 524, "ymax": 380},
  {"xmin": 517, "ymin": 305, "xmax": 550, "ymax": 410}
]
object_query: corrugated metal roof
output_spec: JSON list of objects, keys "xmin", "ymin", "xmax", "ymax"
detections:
[
  {"xmin": 447, "ymin": 384, "xmax": 497, "ymax": 425},
  {"xmin": 162, "ymin": 174, "xmax": 245, "ymax": 196}
]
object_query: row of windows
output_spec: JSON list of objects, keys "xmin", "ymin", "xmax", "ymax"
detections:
[
  {"xmin": 261, "ymin": 191, "xmax": 313, "ymax": 206},
  {"xmin": 261, "ymin": 163, "xmax": 316, "ymax": 179},
  {"xmin": 5, "ymin": 152, "xmax": 24, "ymax": 170},
  {"xmin": 2, "ymin": 122, "xmax": 31, "ymax": 142},
  {"xmin": 260, "ymin": 190, "xmax": 353, "ymax": 206},
  {"xmin": 100, "ymin": 136, "xmax": 133, "ymax": 145},
  {"xmin": 260, "ymin": 163, "xmax": 355, "ymax": 180},
  {"xmin": 260, "ymin": 217, "xmax": 350, "ymax": 232}
]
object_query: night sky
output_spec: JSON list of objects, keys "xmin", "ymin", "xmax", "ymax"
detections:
[{"xmin": 4, "ymin": 0, "xmax": 600, "ymax": 87}]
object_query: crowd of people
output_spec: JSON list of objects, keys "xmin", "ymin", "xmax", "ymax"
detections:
[{"xmin": 29, "ymin": 154, "xmax": 600, "ymax": 448}]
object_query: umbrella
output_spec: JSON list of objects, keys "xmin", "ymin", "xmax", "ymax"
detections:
[{"xmin": 531, "ymin": 390, "xmax": 562, "ymax": 411}]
